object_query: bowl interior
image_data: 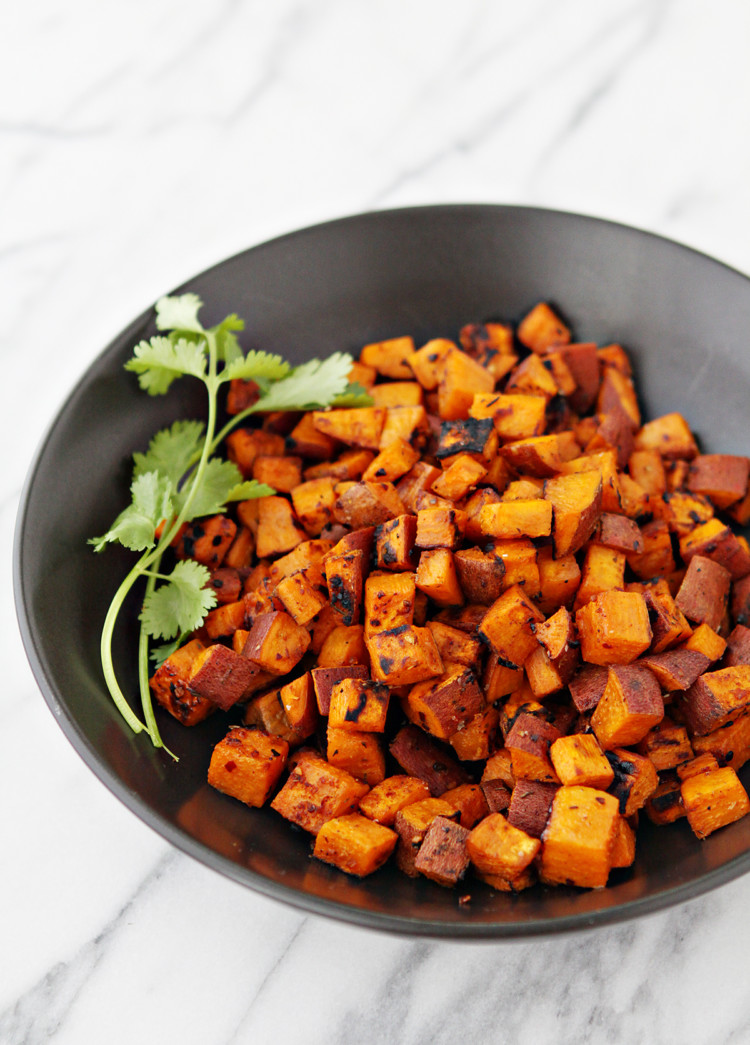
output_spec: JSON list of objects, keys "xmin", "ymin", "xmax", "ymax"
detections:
[{"xmin": 15, "ymin": 205, "xmax": 750, "ymax": 936}]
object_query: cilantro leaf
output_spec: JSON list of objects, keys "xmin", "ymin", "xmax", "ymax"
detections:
[
  {"xmin": 125, "ymin": 336, "xmax": 207, "ymax": 395},
  {"xmin": 132, "ymin": 420, "xmax": 205, "ymax": 488},
  {"xmin": 213, "ymin": 314, "xmax": 245, "ymax": 365},
  {"xmin": 140, "ymin": 560, "xmax": 216, "ymax": 640},
  {"xmin": 331, "ymin": 381, "xmax": 374, "ymax": 408},
  {"xmin": 150, "ymin": 634, "xmax": 189, "ymax": 668},
  {"xmin": 173, "ymin": 458, "xmax": 246, "ymax": 520},
  {"xmin": 226, "ymin": 479, "xmax": 275, "ymax": 501},
  {"xmin": 155, "ymin": 294, "xmax": 204, "ymax": 334},
  {"xmin": 90, "ymin": 472, "xmax": 172, "ymax": 553},
  {"xmin": 223, "ymin": 349, "xmax": 291, "ymax": 384},
  {"xmin": 249, "ymin": 352, "xmax": 353, "ymax": 412}
]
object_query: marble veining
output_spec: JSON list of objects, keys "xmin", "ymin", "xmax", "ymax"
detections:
[{"xmin": 6, "ymin": 0, "xmax": 750, "ymax": 1042}]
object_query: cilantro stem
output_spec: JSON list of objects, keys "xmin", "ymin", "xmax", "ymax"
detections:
[{"xmin": 100, "ymin": 554, "xmax": 151, "ymax": 736}]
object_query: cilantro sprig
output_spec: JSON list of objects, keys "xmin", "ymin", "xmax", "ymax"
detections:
[{"xmin": 92, "ymin": 294, "xmax": 370, "ymax": 755}]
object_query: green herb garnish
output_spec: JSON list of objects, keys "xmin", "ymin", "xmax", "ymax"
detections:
[{"xmin": 92, "ymin": 293, "xmax": 368, "ymax": 755}]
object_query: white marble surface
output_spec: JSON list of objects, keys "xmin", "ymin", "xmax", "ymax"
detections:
[{"xmin": 6, "ymin": 1, "xmax": 750, "ymax": 1041}]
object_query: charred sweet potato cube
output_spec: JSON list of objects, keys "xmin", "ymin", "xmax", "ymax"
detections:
[
  {"xmin": 534, "ymin": 607, "xmax": 579, "ymax": 685},
  {"xmin": 413, "ymin": 815, "xmax": 471, "ymax": 886},
  {"xmin": 150, "ymin": 638, "xmax": 214, "ymax": 725},
  {"xmin": 188, "ymin": 643, "xmax": 260, "ymax": 710},
  {"xmin": 681, "ymin": 765, "xmax": 750, "ymax": 839},
  {"xmin": 326, "ymin": 726, "xmax": 386, "ymax": 785},
  {"xmin": 364, "ymin": 574, "xmax": 415, "ymax": 638},
  {"xmin": 317, "ymin": 624, "xmax": 368, "ymax": 668},
  {"xmin": 310, "ymin": 665, "xmax": 368, "ymax": 715},
  {"xmin": 290, "ymin": 478, "xmax": 337, "ymax": 536},
  {"xmin": 312, "ymin": 406, "xmax": 386, "ymax": 450},
  {"xmin": 575, "ymin": 590, "xmax": 652, "ymax": 666},
  {"xmin": 451, "ymin": 547, "xmax": 504, "ymax": 606},
  {"xmin": 275, "ymin": 572, "xmax": 327, "ymax": 626},
  {"xmin": 691, "ymin": 708, "xmax": 750, "ymax": 770},
  {"xmin": 440, "ymin": 784, "xmax": 490, "ymax": 828},
  {"xmin": 278, "ymin": 673, "xmax": 318, "ymax": 738},
  {"xmin": 687, "ymin": 454, "xmax": 749, "ymax": 509},
  {"xmin": 360, "ymin": 335, "xmax": 415, "ymax": 379},
  {"xmin": 328, "ymin": 678, "xmax": 390, "ymax": 733},
  {"xmin": 676, "ymin": 665, "xmax": 750, "ymax": 736},
  {"xmin": 605, "ymin": 748, "xmax": 658, "ymax": 816},
  {"xmin": 313, "ymin": 813, "xmax": 397, "ymax": 876},
  {"xmin": 636, "ymin": 718, "xmax": 693, "ymax": 771},
  {"xmin": 334, "ymin": 480, "xmax": 405, "ymax": 529},
  {"xmin": 549, "ymin": 734, "xmax": 615, "ymax": 789},
  {"xmin": 204, "ymin": 598, "xmax": 247, "ymax": 640},
  {"xmin": 395, "ymin": 462, "xmax": 442, "ymax": 513},
  {"xmin": 362, "ymin": 438, "xmax": 420, "ymax": 483},
  {"xmin": 543, "ymin": 470, "xmax": 603, "ymax": 558},
  {"xmin": 680, "ymin": 518, "xmax": 750, "ymax": 580},
  {"xmin": 243, "ymin": 687, "xmax": 306, "ymax": 746},
  {"xmin": 415, "ymin": 549, "xmax": 464, "ymax": 607},
  {"xmin": 394, "ymin": 797, "xmax": 460, "ymax": 875},
  {"xmin": 437, "ymin": 349, "xmax": 495, "ymax": 421},
  {"xmin": 325, "ymin": 548, "xmax": 365, "ymax": 625},
  {"xmin": 414, "ymin": 506, "xmax": 466, "ymax": 550},
  {"xmin": 478, "ymin": 499, "xmax": 553, "ymax": 540},
  {"xmin": 482, "ymin": 779, "xmax": 512, "ymax": 814},
  {"xmin": 645, "ymin": 775, "xmax": 686, "ymax": 824},
  {"xmin": 499, "ymin": 433, "xmax": 566, "ymax": 477},
  {"xmin": 662, "ymin": 490, "xmax": 714, "ymax": 537},
  {"xmin": 252, "ymin": 454, "xmax": 302, "ymax": 494},
  {"xmin": 478, "ymin": 584, "xmax": 545, "ymax": 668},
  {"xmin": 359, "ymin": 775, "xmax": 431, "ymax": 826},
  {"xmin": 640, "ymin": 584, "xmax": 691, "ymax": 654},
  {"xmin": 677, "ymin": 753, "xmax": 721, "ymax": 780},
  {"xmin": 639, "ymin": 649, "xmax": 709, "ymax": 692},
  {"xmin": 468, "ymin": 812, "xmax": 540, "ymax": 878},
  {"xmin": 406, "ymin": 338, "xmax": 457, "ymax": 389},
  {"xmin": 389, "ymin": 725, "xmax": 470, "ymax": 796},
  {"xmin": 255, "ymin": 497, "xmax": 306, "ymax": 559},
  {"xmin": 271, "ymin": 750, "xmax": 369, "ymax": 834},
  {"xmin": 469, "ymin": 393, "xmax": 547, "ymax": 441},
  {"xmin": 242, "ymin": 610, "xmax": 311, "ymax": 675},
  {"xmin": 404, "ymin": 668, "xmax": 484, "ymax": 740},
  {"xmin": 379, "ymin": 405, "xmax": 430, "ymax": 450},
  {"xmin": 574, "ymin": 544, "xmax": 626, "ymax": 611},
  {"xmin": 505, "ymin": 713, "xmax": 561, "ymax": 783},
  {"xmin": 435, "ymin": 416, "xmax": 496, "ymax": 461},
  {"xmin": 507, "ymin": 780, "xmax": 557, "ymax": 838},
  {"xmin": 517, "ymin": 302, "xmax": 570, "ymax": 353},
  {"xmin": 367, "ymin": 625, "xmax": 443, "ymax": 686},
  {"xmin": 537, "ymin": 549, "xmax": 581, "ymax": 615},
  {"xmin": 505, "ymin": 353, "xmax": 559, "ymax": 399},
  {"xmin": 609, "ymin": 816, "xmax": 636, "ymax": 869},
  {"xmin": 226, "ymin": 428, "xmax": 284, "ymax": 477},
  {"xmin": 633, "ymin": 412, "xmax": 698, "ymax": 460},
  {"xmin": 208, "ymin": 727, "xmax": 289, "ymax": 807},
  {"xmin": 304, "ymin": 447, "xmax": 374, "ymax": 482},
  {"xmin": 591, "ymin": 664, "xmax": 664, "ymax": 749},
  {"xmin": 426, "ymin": 620, "xmax": 483, "ymax": 669},
  {"xmin": 175, "ymin": 514, "xmax": 236, "ymax": 568},
  {"xmin": 460, "ymin": 321, "xmax": 514, "ymax": 358},
  {"xmin": 373, "ymin": 515, "xmax": 417, "ymax": 571},
  {"xmin": 268, "ymin": 537, "xmax": 334, "ymax": 589},
  {"xmin": 432, "ymin": 454, "xmax": 488, "ymax": 502},
  {"xmin": 540, "ymin": 785, "xmax": 619, "ymax": 889},
  {"xmin": 597, "ymin": 366, "xmax": 640, "ymax": 428},
  {"xmin": 674, "ymin": 555, "xmax": 731, "ymax": 631}
]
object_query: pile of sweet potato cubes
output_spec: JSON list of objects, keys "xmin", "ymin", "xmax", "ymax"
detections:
[{"xmin": 150, "ymin": 302, "xmax": 750, "ymax": 892}]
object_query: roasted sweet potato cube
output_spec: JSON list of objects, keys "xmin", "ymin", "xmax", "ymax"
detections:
[
  {"xmin": 605, "ymin": 748, "xmax": 658, "ymax": 816},
  {"xmin": 609, "ymin": 816, "xmax": 636, "ymax": 869},
  {"xmin": 626, "ymin": 519, "xmax": 675, "ymax": 580},
  {"xmin": 310, "ymin": 665, "xmax": 368, "ymax": 715},
  {"xmin": 369, "ymin": 381, "xmax": 424, "ymax": 409},
  {"xmin": 640, "ymin": 585, "xmax": 692, "ymax": 654},
  {"xmin": 633, "ymin": 412, "xmax": 698, "ymax": 460},
  {"xmin": 467, "ymin": 812, "xmax": 540, "ymax": 878},
  {"xmin": 680, "ymin": 518, "xmax": 750, "ymax": 580},
  {"xmin": 549, "ymin": 734, "xmax": 615, "ymax": 789},
  {"xmin": 278, "ymin": 673, "xmax": 318, "ymax": 738},
  {"xmin": 285, "ymin": 412, "xmax": 339, "ymax": 460},
  {"xmin": 359, "ymin": 775, "xmax": 431, "ymax": 825},
  {"xmin": 524, "ymin": 646, "xmax": 565, "ymax": 700},
  {"xmin": 432, "ymin": 456, "xmax": 487, "ymax": 505},
  {"xmin": 367, "ymin": 625, "xmax": 443, "ymax": 685},
  {"xmin": 317, "ymin": 624, "xmax": 369, "ymax": 668},
  {"xmin": 404, "ymin": 668, "xmax": 484, "ymax": 740},
  {"xmin": 683, "ymin": 622, "xmax": 727, "ymax": 662},
  {"xmin": 681, "ymin": 766, "xmax": 750, "ymax": 839},
  {"xmin": 674, "ymin": 555, "xmax": 731, "ymax": 631},
  {"xmin": 150, "ymin": 639, "xmax": 213, "ymax": 725},
  {"xmin": 629, "ymin": 448, "xmax": 667, "ymax": 495},
  {"xmin": 290, "ymin": 478, "xmax": 337, "ymax": 536},
  {"xmin": 636, "ymin": 718, "xmax": 693, "ymax": 771},
  {"xmin": 676, "ymin": 665, "xmax": 750, "ymax": 736},
  {"xmin": 449, "ymin": 705, "xmax": 499, "ymax": 762},
  {"xmin": 451, "ymin": 548, "xmax": 504, "ymax": 606},
  {"xmin": 540, "ymin": 785, "xmax": 619, "ymax": 889},
  {"xmin": 506, "ymin": 780, "xmax": 557, "ymax": 838},
  {"xmin": 543, "ymin": 470, "xmax": 603, "ymax": 557},
  {"xmin": 554, "ymin": 342, "xmax": 600, "ymax": 413},
  {"xmin": 364, "ymin": 572, "xmax": 416, "ymax": 635},
  {"xmin": 414, "ymin": 506, "xmax": 466, "ymax": 550},
  {"xmin": 389, "ymin": 725, "xmax": 470, "ymax": 796},
  {"xmin": 326, "ymin": 726, "xmax": 386, "ymax": 785},
  {"xmin": 373, "ymin": 516, "xmax": 416, "ymax": 572},
  {"xmin": 208, "ymin": 727, "xmax": 289, "ymax": 807},
  {"xmin": 271, "ymin": 751, "xmax": 369, "ymax": 834},
  {"xmin": 358, "ymin": 335, "xmax": 415, "ymax": 379},
  {"xmin": 517, "ymin": 302, "xmax": 570, "ymax": 353},
  {"xmin": 534, "ymin": 606, "xmax": 579, "ymax": 684},
  {"xmin": 591, "ymin": 664, "xmax": 664, "ymax": 749},
  {"xmin": 222, "ymin": 525, "xmax": 255, "ymax": 569},
  {"xmin": 255, "ymin": 497, "xmax": 306, "ymax": 559},
  {"xmin": 460, "ymin": 321, "xmax": 515, "ymax": 358},
  {"xmin": 394, "ymin": 797, "xmax": 460, "ymax": 875},
  {"xmin": 304, "ymin": 447, "xmax": 374, "ymax": 482},
  {"xmin": 312, "ymin": 407, "xmax": 386, "ymax": 450},
  {"xmin": 426, "ymin": 620, "xmax": 482, "ymax": 669},
  {"xmin": 576, "ymin": 590, "xmax": 651, "ymax": 666},
  {"xmin": 440, "ymin": 784, "xmax": 490, "ymax": 828},
  {"xmin": 505, "ymin": 713, "xmax": 561, "ymax": 783},
  {"xmin": 252, "ymin": 454, "xmax": 302, "ymax": 494},
  {"xmin": 226, "ymin": 428, "xmax": 284, "ymax": 477},
  {"xmin": 568, "ymin": 664, "xmax": 608, "ymax": 713},
  {"xmin": 275, "ymin": 571, "xmax": 327, "ymax": 626},
  {"xmin": 645, "ymin": 775, "xmax": 686, "ymax": 824},
  {"xmin": 325, "ymin": 548, "xmax": 365, "ymax": 626},
  {"xmin": 242, "ymin": 610, "xmax": 311, "ymax": 675},
  {"xmin": 574, "ymin": 544, "xmax": 626, "ymax": 611},
  {"xmin": 415, "ymin": 548, "xmax": 464, "ymax": 607},
  {"xmin": 243, "ymin": 687, "xmax": 306, "ymax": 746},
  {"xmin": 490, "ymin": 538, "xmax": 541, "ymax": 598},
  {"xmin": 379, "ymin": 405, "xmax": 430, "ymax": 450},
  {"xmin": 328, "ymin": 678, "xmax": 390, "ymax": 733},
  {"xmin": 406, "ymin": 338, "xmax": 456, "ymax": 389},
  {"xmin": 188, "ymin": 643, "xmax": 259, "ymax": 710},
  {"xmin": 435, "ymin": 416, "xmax": 496, "ymax": 461},
  {"xmin": 204, "ymin": 597, "xmax": 248, "ymax": 639},
  {"xmin": 505, "ymin": 353, "xmax": 559, "ymax": 399},
  {"xmin": 482, "ymin": 748, "xmax": 516, "ymax": 789},
  {"xmin": 691, "ymin": 708, "xmax": 750, "ymax": 770},
  {"xmin": 687, "ymin": 454, "xmax": 749, "ymax": 509},
  {"xmin": 313, "ymin": 813, "xmax": 397, "ymax": 876},
  {"xmin": 537, "ymin": 548, "xmax": 581, "ymax": 615},
  {"xmin": 437, "ymin": 348, "xmax": 495, "ymax": 421},
  {"xmin": 334, "ymin": 480, "xmax": 405, "ymax": 528},
  {"xmin": 362, "ymin": 437, "xmax": 420, "ymax": 483},
  {"xmin": 478, "ymin": 585, "xmax": 545, "ymax": 668},
  {"xmin": 723, "ymin": 624, "xmax": 750, "ymax": 668},
  {"xmin": 175, "ymin": 514, "xmax": 236, "ymax": 568},
  {"xmin": 268, "ymin": 537, "xmax": 334, "ymax": 588},
  {"xmin": 482, "ymin": 779, "xmax": 512, "ymax": 814},
  {"xmin": 469, "ymin": 393, "xmax": 547, "ymax": 441},
  {"xmin": 478, "ymin": 499, "xmax": 553, "ymax": 540},
  {"xmin": 639, "ymin": 649, "xmax": 709, "ymax": 692},
  {"xmin": 677, "ymin": 753, "xmax": 721, "ymax": 780},
  {"xmin": 413, "ymin": 816, "xmax": 471, "ymax": 886}
]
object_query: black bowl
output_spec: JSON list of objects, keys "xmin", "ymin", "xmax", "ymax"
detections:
[{"xmin": 14, "ymin": 205, "xmax": 750, "ymax": 937}]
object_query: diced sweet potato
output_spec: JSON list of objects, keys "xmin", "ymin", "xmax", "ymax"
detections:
[
  {"xmin": 328, "ymin": 678, "xmax": 390, "ymax": 733},
  {"xmin": 482, "ymin": 779, "xmax": 512, "ymax": 814},
  {"xmin": 312, "ymin": 407, "xmax": 386, "ymax": 450},
  {"xmin": 540, "ymin": 785, "xmax": 620, "ymax": 889},
  {"xmin": 275, "ymin": 572, "xmax": 327, "ymax": 626},
  {"xmin": 440, "ymin": 784, "xmax": 490, "ymax": 828},
  {"xmin": 437, "ymin": 349, "xmax": 495, "ymax": 421},
  {"xmin": 242, "ymin": 610, "xmax": 311, "ymax": 675},
  {"xmin": 253, "ymin": 454, "xmax": 302, "ymax": 493},
  {"xmin": 675, "ymin": 555, "xmax": 731, "ymax": 631},
  {"xmin": 639, "ymin": 649, "xmax": 709, "ymax": 692},
  {"xmin": 325, "ymin": 548, "xmax": 366, "ymax": 626},
  {"xmin": 313, "ymin": 813, "xmax": 397, "ymax": 876},
  {"xmin": 404, "ymin": 668, "xmax": 484, "ymax": 740},
  {"xmin": 610, "ymin": 816, "xmax": 636, "ymax": 869},
  {"xmin": 413, "ymin": 815, "xmax": 471, "ymax": 886},
  {"xmin": 549, "ymin": 734, "xmax": 615, "ymax": 789},
  {"xmin": 636, "ymin": 718, "xmax": 693, "ymax": 771},
  {"xmin": 681, "ymin": 766, "xmax": 750, "ymax": 839},
  {"xmin": 175, "ymin": 514, "xmax": 237, "ymax": 568},
  {"xmin": 468, "ymin": 812, "xmax": 540, "ymax": 878},
  {"xmin": 691, "ymin": 707, "xmax": 750, "ymax": 771},
  {"xmin": 367, "ymin": 625, "xmax": 443, "ymax": 686},
  {"xmin": 568, "ymin": 664, "xmax": 609, "ymax": 713},
  {"xmin": 517, "ymin": 302, "xmax": 570, "ymax": 353},
  {"xmin": 683, "ymin": 622, "xmax": 727, "ymax": 662},
  {"xmin": 416, "ymin": 548, "xmax": 464, "ymax": 607},
  {"xmin": 506, "ymin": 780, "xmax": 558, "ymax": 838},
  {"xmin": 574, "ymin": 544, "xmax": 626, "ymax": 611},
  {"xmin": 505, "ymin": 712, "xmax": 561, "ymax": 783},
  {"xmin": 364, "ymin": 572, "xmax": 416, "ymax": 635},
  {"xmin": 150, "ymin": 638, "xmax": 213, "ymax": 725},
  {"xmin": 478, "ymin": 499, "xmax": 553, "ymax": 540},
  {"xmin": 591, "ymin": 664, "xmax": 664, "ymax": 749},
  {"xmin": 680, "ymin": 518, "xmax": 750, "ymax": 580},
  {"xmin": 633, "ymin": 412, "xmax": 698, "ymax": 460},
  {"xmin": 426, "ymin": 620, "xmax": 483, "ymax": 669},
  {"xmin": 389, "ymin": 725, "xmax": 470, "ymax": 796},
  {"xmin": 208, "ymin": 726, "xmax": 289, "ymax": 807},
  {"xmin": 317, "ymin": 624, "xmax": 368, "ymax": 668},
  {"xmin": 226, "ymin": 428, "xmax": 284, "ymax": 477},
  {"xmin": 375, "ymin": 515, "xmax": 418, "ymax": 571},
  {"xmin": 605, "ymin": 748, "xmax": 658, "ymax": 816},
  {"xmin": 255, "ymin": 497, "xmax": 306, "ymax": 559},
  {"xmin": 311, "ymin": 665, "xmax": 369, "ymax": 715},
  {"xmin": 553, "ymin": 342, "xmax": 600, "ymax": 413},
  {"xmin": 188, "ymin": 643, "xmax": 260, "ymax": 710},
  {"xmin": 270, "ymin": 750, "xmax": 369, "ymax": 834},
  {"xmin": 687, "ymin": 454, "xmax": 749, "ymax": 509},
  {"xmin": 359, "ymin": 775, "xmax": 431, "ymax": 826},
  {"xmin": 676, "ymin": 665, "xmax": 750, "ymax": 736},
  {"xmin": 645, "ymin": 775, "xmax": 686, "ymax": 825},
  {"xmin": 291, "ymin": 478, "xmax": 337, "ymax": 536},
  {"xmin": 478, "ymin": 584, "xmax": 545, "ymax": 668},
  {"xmin": 543, "ymin": 470, "xmax": 603, "ymax": 557},
  {"xmin": 278, "ymin": 673, "xmax": 318, "ymax": 738},
  {"xmin": 326, "ymin": 726, "xmax": 386, "ymax": 785},
  {"xmin": 394, "ymin": 797, "xmax": 460, "ymax": 876},
  {"xmin": 469, "ymin": 393, "xmax": 547, "ymax": 441},
  {"xmin": 575, "ymin": 590, "xmax": 652, "ymax": 666}
]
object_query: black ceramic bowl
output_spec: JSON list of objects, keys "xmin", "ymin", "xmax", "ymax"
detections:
[{"xmin": 15, "ymin": 205, "xmax": 750, "ymax": 937}]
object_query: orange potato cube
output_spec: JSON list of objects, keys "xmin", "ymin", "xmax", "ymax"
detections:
[
  {"xmin": 404, "ymin": 667, "xmax": 484, "ymax": 740},
  {"xmin": 467, "ymin": 812, "xmax": 540, "ymax": 877},
  {"xmin": 677, "ymin": 665, "xmax": 750, "ymax": 736},
  {"xmin": 549, "ymin": 734, "xmax": 615, "ymax": 789},
  {"xmin": 440, "ymin": 783, "xmax": 490, "ymax": 828},
  {"xmin": 517, "ymin": 302, "xmax": 570, "ymax": 353},
  {"xmin": 591, "ymin": 664, "xmax": 664, "ymax": 748},
  {"xmin": 362, "ymin": 437, "xmax": 420, "ymax": 483},
  {"xmin": 478, "ymin": 584, "xmax": 546, "ymax": 668},
  {"xmin": 681, "ymin": 766, "xmax": 750, "ymax": 839},
  {"xmin": 575, "ymin": 590, "xmax": 652, "ymax": 666},
  {"xmin": 242, "ymin": 610, "xmax": 311, "ymax": 675},
  {"xmin": 255, "ymin": 497, "xmax": 306, "ymax": 559},
  {"xmin": 208, "ymin": 726, "xmax": 289, "ymax": 808},
  {"xmin": 416, "ymin": 548, "xmax": 464, "ymax": 607},
  {"xmin": 432, "ymin": 454, "xmax": 488, "ymax": 501},
  {"xmin": 469, "ymin": 393, "xmax": 547, "ymax": 441},
  {"xmin": 478, "ymin": 499, "xmax": 553, "ymax": 539},
  {"xmin": 313, "ymin": 814, "xmax": 398, "ymax": 876},
  {"xmin": 312, "ymin": 406, "xmax": 386, "ymax": 449},
  {"xmin": 271, "ymin": 750, "xmax": 369, "ymax": 834},
  {"xmin": 633, "ymin": 412, "xmax": 698, "ymax": 460},
  {"xmin": 326, "ymin": 726, "xmax": 386, "ymax": 785},
  {"xmin": 543, "ymin": 470, "xmax": 603, "ymax": 557},
  {"xmin": 360, "ymin": 336, "xmax": 415, "ymax": 379},
  {"xmin": 291, "ymin": 478, "xmax": 337, "ymax": 536},
  {"xmin": 540, "ymin": 786, "xmax": 620, "ymax": 889},
  {"xmin": 359, "ymin": 775, "xmax": 431, "ymax": 825},
  {"xmin": 607, "ymin": 748, "xmax": 658, "ymax": 816},
  {"xmin": 610, "ymin": 816, "xmax": 636, "ymax": 869},
  {"xmin": 275, "ymin": 571, "xmax": 327, "ymax": 626},
  {"xmin": 317, "ymin": 624, "xmax": 369, "ymax": 668},
  {"xmin": 328, "ymin": 678, "xmax": 391, "ymax": 733},
  {"xmin": 149, "ymin": 638, "xmax": 213, "ymax": 726},
  {"xmin": 367, "ymin": 625, "xmax": 443, "ymax": 686}
]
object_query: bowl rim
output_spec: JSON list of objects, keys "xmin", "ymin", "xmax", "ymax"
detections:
[{"xmin": 14, "ymin": 202, "xmax": 750, "ymax": 939}]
